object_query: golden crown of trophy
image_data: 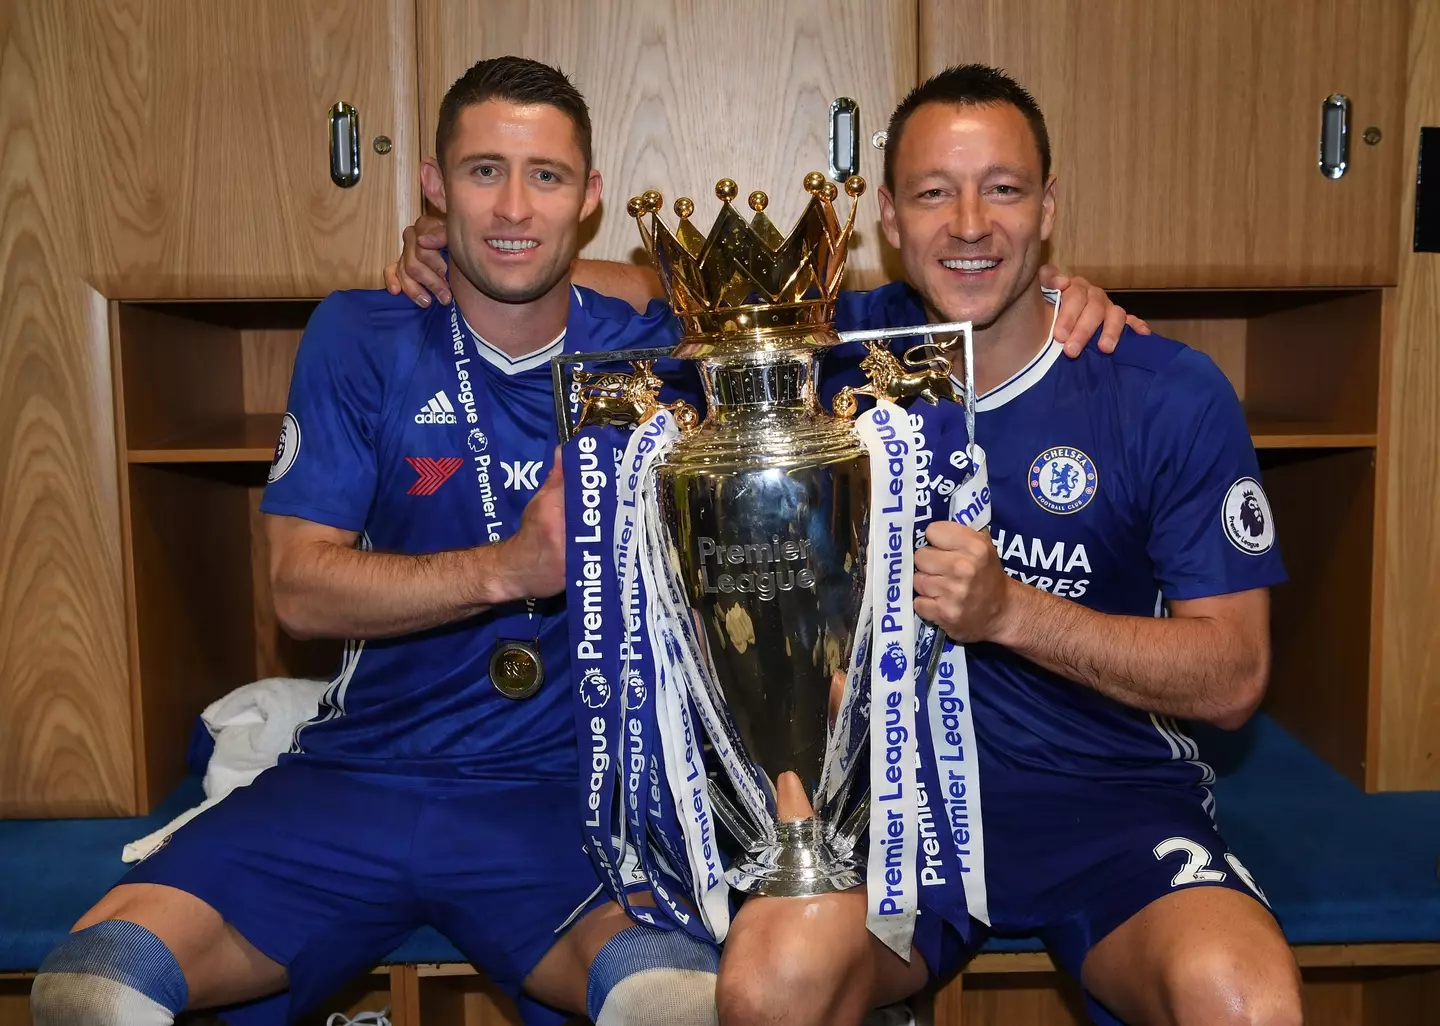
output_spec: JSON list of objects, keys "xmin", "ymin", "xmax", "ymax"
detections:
[
  {"xmin": 627, "ymin": 171, "xmax": 860, "ymax": 340},
  {"xmin": 555, "ymin": 172, "xmax": 973, "ymax": 953}
]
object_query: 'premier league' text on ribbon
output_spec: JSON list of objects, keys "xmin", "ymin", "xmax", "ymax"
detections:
[
  {"xmin": 564, "ymin": 429, "xmax": 628, "ymax": 909},
  {"xmin": 857, "ymin": 403, "xmax": 920, "ymax": 958}
]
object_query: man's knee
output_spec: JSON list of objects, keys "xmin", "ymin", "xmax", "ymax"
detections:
[
  {"xmin": 31, "ymin": 920, "xmax": 189, "ymax": 1025},
  {"xmin": 586, "ymin": 925, "xmax": 719, "ymax": 1026},
  {"xmin": 716, "ymin": 909, "xmax": 872, "ymax": 1026},
  {"xmin": 1164, "ymin": 941, "xmax": 1302, "ymax": 1026}
]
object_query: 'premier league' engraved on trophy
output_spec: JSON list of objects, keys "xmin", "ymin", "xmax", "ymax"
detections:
[{"xmin": 555, "ymin": 171, "xmax": 982, "ymax": 955}]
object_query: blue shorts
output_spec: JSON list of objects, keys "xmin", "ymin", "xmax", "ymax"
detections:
[
  {"xmin": 913, "ymin": 765, "xmax": 1275, "ymax": 1024},
  {"xmin": 122, "ymin": 761, "xmax": 607, "ymax": 1024}
]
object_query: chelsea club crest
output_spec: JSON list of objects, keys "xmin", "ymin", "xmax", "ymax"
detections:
[{"xmin": 1029, "ymin": 446, "xmax": 1098, "ymax": 515}]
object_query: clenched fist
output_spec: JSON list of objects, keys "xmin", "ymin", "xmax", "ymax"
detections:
[
  {"xmin": 494, "ymin": 448, "xmax": 567, "ymax": 600},
  {"xmin": 913, "ymin": 521, "xmax": 1014, "ymax": 644}
]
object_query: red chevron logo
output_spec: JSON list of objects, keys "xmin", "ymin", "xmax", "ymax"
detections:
[{"xmin": 406, "ymin": 456, "xmax": 463, "ymax": 496}]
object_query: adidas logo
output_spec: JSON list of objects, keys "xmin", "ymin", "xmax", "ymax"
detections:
[{"xmin": 415, "ymin": 391, "xmax": 457, "ymax": 424}]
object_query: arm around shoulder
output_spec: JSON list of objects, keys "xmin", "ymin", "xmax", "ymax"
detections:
[{"xmin": 572, "ymin": 258, "xmax": 664, "ymax": 312}]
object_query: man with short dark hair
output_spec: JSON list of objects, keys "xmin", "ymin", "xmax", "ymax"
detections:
[
  {"xmin": 29, "ymin": 56, "xmax": 723, "ymax": 1026},
  {"xmin": 714, "ymin": 64, "xmax": 1302, "ymax": 1026}
]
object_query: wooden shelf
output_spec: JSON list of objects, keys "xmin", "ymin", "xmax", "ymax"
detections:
[
  {"xmin": 1249, "ymin": 421, "xmax": 1378, "ymax": 449},
  {"xmin": 127, "ymin": 414, "xmax": 281, "ymax": 463}
]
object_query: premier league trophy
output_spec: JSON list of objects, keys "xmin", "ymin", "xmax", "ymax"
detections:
[{"xmin": 555, "ymin": 172, "xmax": 982, "ymax": 954}]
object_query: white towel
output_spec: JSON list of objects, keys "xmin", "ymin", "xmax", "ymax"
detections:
[{"xmin": 122, "ymin": 677, "xmax": 328, "ymax": 862}]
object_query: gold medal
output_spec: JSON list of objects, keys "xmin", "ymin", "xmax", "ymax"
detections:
[{"xmin": 490, "ymin": 640, "xmax": 544, "ymax": 699}]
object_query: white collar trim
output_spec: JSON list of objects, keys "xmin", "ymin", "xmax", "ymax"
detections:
[
  {"xmin": 970, "ymin": 287, "xmax": 1064, "ymax": 412},
  {"xmin": 457, "ymin": 287, "xmax": 578, "ymax": 376}
]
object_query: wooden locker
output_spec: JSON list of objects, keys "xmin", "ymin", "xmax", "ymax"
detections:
[
  {"xmin": 0, "ymin": 0, "xmax": 134, "ymax": 816},
  {"xmin": 918, "ymin": 0, "xmax": 1411, "ymax": 288},
  {"xmin": 1377, "ymin": 0, "xmax": 1440, "ymax": 790},
  {"xmin": 61, "ymin": 0, "xmax": 421, "ymax": 299}
]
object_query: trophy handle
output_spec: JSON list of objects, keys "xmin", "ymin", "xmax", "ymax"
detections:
[{"xmin": 830, "ymin": 320, "xmax": 976, "ymax": 448}]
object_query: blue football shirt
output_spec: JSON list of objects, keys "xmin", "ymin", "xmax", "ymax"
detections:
[
  {"xmin": 260, "ymin": 285, "xmax": 677, "ymax": 782},
  {"xmin": 829, "ymin": 282, "xmax": 1288, "ymax": 786}
]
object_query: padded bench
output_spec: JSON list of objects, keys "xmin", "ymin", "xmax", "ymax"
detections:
[{"xmin": 3, "ymin": 715, "xmax": 1439, "ymax": 974}]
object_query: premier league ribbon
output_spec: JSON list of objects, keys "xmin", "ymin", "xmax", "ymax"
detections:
[
  {"xmin": 563, "ymin": 424, "xmax": 635, "ymax": 914},
  {"xmin": 903, "ymin": 390, "xmax": 994, "ymax": 930},
  {"xmin": 854, "ymin": 400, "xmax": 921, "ymax": 959},
  {"xmin": 613, "ymin": 410, "xmax": 715, "ymax": 941},
  {"xmin": 906, "ymin": 400, "xmax": 980, "ymax": 941},
  {"xmin": 924, "ymin": 445, "xmax": 992, "ymax": 927},
  {"xmin": 638, "ymin": 461, "xmax": 739, "ymax": 941}
]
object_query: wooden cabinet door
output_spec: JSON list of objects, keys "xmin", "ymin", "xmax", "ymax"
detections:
[
  {"xmin": 3, "ymin": 4, "xmax": 134, "ymax": 816},
  {"xmin": 919, "ymin": 0, "xmax": 1411, "ymax": 288},
  {"xmin": 419, "ymin": 0, "xmax": 916, "ymax": 287},
  {"xmin": 67, "ymin": 0, "xmax": 420, "ymax": 299}
]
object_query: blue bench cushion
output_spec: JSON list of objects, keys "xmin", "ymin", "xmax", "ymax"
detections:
[{"xmin": 2, "ymin": 715, "xmax": 1438, "ymax": 971}]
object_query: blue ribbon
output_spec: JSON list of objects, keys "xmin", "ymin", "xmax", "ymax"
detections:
[
  {"xmin": 907, "ymin": 399, "xmax": 977, "ymax": 943},
  {"xmin": 564, "ymin": 425, "xmax": 631, "ymax": 909}
]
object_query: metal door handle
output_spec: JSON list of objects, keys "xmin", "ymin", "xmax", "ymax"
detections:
[
  {"xmin": 830, "ymin": 97, "xmax": 860, "ymax": 180},
  {"xmin": 1319, "ymin": 94, "xmax": 1350, "ymax": 179},
  {"xmin": 330, "ymin": 102, "xmax": 361, "ymax": 188}
]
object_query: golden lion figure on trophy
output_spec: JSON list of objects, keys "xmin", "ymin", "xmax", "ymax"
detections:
[
  {"xmin": 831, "ymin": 339, "xmax": 960, "ymax": 419},
  {"xmin": 574, "ymin": 359, "xmax": 699, "ymax": 431}
]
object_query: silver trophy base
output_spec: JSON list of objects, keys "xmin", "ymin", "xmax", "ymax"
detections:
[{"xmin": 725, "ymin": 819, "xmax": 863, "ymax": 897}]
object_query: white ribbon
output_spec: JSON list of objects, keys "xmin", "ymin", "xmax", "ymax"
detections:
[
  {"xmin": 629, "ymin": 420, "xmax": 735, "ymax": 941},
  {"xmin": 926, "ymin": 444, "xmax": 991, "ymax": 926},
  {"xmin": 855, "ymin": 400, "xmax": 921, "ymax": 959}
]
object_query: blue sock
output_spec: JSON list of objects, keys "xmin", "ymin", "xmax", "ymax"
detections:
[
  {"xmin": 586, "ymin": 925, "xmax": 720, "ymax": 1026},
  {"xmin": 31, "ymin": 920, "xmax": 189, "ymax": 1024}
]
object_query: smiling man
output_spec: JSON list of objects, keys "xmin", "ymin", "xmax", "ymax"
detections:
[
  {"xmin": 28, "ymin": 57, "xmax": 722, "ymax": 1026},
  {"xmin": 715, "ymin": 65, "xmax": 1301, "ymax": 1026}
]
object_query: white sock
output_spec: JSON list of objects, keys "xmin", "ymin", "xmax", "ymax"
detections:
[
  {"xmin": 31, "ymin": 921, "xmax": 188, "ymax": 1025},
  {"xmin": 587, "ymin": 925, "xmax": 720, "ymax": 1026}
]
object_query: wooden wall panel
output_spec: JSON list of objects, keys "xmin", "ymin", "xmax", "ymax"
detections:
[
  {"xmin": 242, "ymin": 328, "xmax": 305, "ymax": 414},
  {"xmin": 919, "ymin": 0, "xmax": 1410, "ymax": 288},
  {"xmin": 1246, "ymin": 291, "xmax": 1382, "ymax": 435},
  {"xmin": 1262, "ymin": 449, "xmax": 1376, "ymax": 789},
  {"xmin": 1302, "ymin": 975, "xmax": 1366, "ymax": 1026},
  {"xmin": 419, "ymin": 975, "xmax": 527, "ymax": 1026},
  {"xmin": 1377, "ymin": 0, "xmax": 1440, "ymax": 790},
  {"xmin": 117, "ymin": 305, "xmax": 246, "ymax": 449},
  {"xmin": 129, "ymin": 464, "xmax": 260, "ymax": 809},
  {"xmin": 1363, "ymin": 967, "xmax": 1440, "ymax": 1023},
  {"xmin": 0, "ymin": 0, "xmax": 133, "ymax": 815},
  {"xmin": 63, "ymin": 0, "xmax": 419, "ymax": 299},
  {"xmin": 418, "ymin": 0, "xmax": 916, "ymax": 287},
  {"xmin": 955, "ymin": 972, "xmax": 1086, "ymax": 1026}
]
